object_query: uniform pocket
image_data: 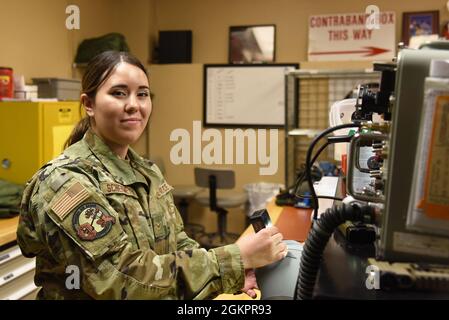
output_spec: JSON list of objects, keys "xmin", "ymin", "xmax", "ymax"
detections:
[{"xmin": 151, "ymin": 212, "xmax": 169, "ymax": 241}]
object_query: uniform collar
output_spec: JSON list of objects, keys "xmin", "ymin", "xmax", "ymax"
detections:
[{"xmin": 82, "ymin": 129, "xmax": 150, "ymax": 186}]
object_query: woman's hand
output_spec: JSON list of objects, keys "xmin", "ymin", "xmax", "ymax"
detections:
[
  {"xmin": 241, "ymin": 269, "xmax": 258, "ymax": 299},
  {"xmin": 236, "ymin": 226, "xmax": 287, "ymax": 269}
]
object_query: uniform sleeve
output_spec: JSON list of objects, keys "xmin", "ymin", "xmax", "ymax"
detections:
[
  {"xmin": 168, "ymin": 200, "xmax": 245, "ymax": 299},
  {"xmin": 38, "ymin": 168, "xmax": 244, "ymax": 300},
  {"xmin": 170, "ymin": 196, "xmax": 201, "ymax": 251}
]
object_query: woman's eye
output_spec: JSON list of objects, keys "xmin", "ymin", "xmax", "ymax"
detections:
[
  {"xmin": 111, "ymin": 91, "xmax": 127, "ymax": 97},
  {"xmin": 138, "ymin": 91, "xmax": 150, "ymax": 97}
]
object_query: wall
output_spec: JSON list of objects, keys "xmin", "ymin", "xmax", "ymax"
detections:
[
  {"xmin": 0, "ymin": 0, "xmax": 154, "ymax": 155},
  {"xmin": 0, "ymin": 0, "xmax": 153, "ymax": 81},
  {"xmin": 154, "ymin": 0, "xmax": 449, "ymax": 64},
  {"xmin": 149, "ymin": 0, "xmax": 449, "ymax": 234},
  {"xmin": 0, "ymin": 0, "xmax": 73, "ymax": 81},
  {"xmin": 148, "ymin": 64, "xmax": 275, "ymax": 234}
]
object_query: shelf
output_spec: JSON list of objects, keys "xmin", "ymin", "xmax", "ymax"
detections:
[
  {"xmin": 72, "ymin": 63, "xmax": 88, "ymax": 68},
  {"xmin": 0, "ymin": 216, "xmax": 19, "ymax": 247},
  {"xmin": 287, "ymin": 129, "xmax": 322, "ymax": 137}
]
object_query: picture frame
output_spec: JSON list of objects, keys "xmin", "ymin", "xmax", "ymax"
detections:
[
  {"xmin": 229, "ymin": 24, "xmax": 276, "ymax": 64},
  {"xmin": 402, "ymin": 11, "xmax": 439, "ymax": 45}
]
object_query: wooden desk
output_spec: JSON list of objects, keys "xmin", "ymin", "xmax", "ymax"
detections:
[
  {"xmin": 215, "ymin": 200, "xmax": 312, "ymax": 300},
  {"xmin": 0, "ymin": 216, "xmax": 19, "ymax": 247}
]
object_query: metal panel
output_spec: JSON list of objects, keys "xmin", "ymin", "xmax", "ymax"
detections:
[{"xmin": 380, "ymin": 48, "xmax": 449, "ymax": 263}]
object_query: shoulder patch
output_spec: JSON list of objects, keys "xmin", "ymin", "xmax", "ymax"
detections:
[
  {"xmin": 49, "ymin": 172, "xmax": 72, "ymax": 193},
  {"xmin": 72, "ymin": 203, "xmax": 116, "ymax": 241},
  {"xmin": 51, "ymin": 182, "xmax": 89, "ymax": 220},
  {"xmin": 156, "ymin": 181, "xmax": 174, "ymax": 198}
]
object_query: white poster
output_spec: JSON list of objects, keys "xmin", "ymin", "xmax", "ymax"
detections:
[{"xmin": 308, "ymin": 11, "xmax": 395, "ymax": 61}]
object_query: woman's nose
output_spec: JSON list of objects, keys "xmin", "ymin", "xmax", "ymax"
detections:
[{"xmin": 125, "ymin": 95, "xmax": 139, "ymax": 113}]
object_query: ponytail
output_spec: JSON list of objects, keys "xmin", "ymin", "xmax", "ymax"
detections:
[{"xmin": 64, "ymin": 116, "xmax": 90, "ymax": 149}]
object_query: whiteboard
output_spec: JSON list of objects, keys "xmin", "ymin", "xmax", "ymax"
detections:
[{"xmin": 204, "ymin": 64, "xmax": 298, "ymax": 127}]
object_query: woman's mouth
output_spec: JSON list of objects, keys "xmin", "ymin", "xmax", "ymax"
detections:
[{"xmin": 121, "ymin": 118, "xmax": 142, "ymax": 124}]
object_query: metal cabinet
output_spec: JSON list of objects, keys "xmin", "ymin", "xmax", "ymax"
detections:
[
  {"xmin": 0, "ymin": 244, "xmax": 38, "ymax": 300},
  {"xmin": 0, "ymin": 101, "xmax": 81, "ymax": 184}
]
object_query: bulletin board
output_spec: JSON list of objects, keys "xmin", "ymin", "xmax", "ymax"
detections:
[{"xmin": 203, "ymin": 64, "xmax": 299, "ymax": 127}]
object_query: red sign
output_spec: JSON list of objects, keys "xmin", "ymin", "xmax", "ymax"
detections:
[{"xmin": 308, "ymin": 12, "xmax": 396, "ymax": 61}]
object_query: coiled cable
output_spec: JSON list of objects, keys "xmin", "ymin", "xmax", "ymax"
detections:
[{"xmin": 295, "ymin": 203, "xmax": 375, "ymax": 300}]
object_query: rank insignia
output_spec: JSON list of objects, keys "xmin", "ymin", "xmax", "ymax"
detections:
[{"xmin": 72, "ymin": 203, "xmax": 116, "ymax": 241}]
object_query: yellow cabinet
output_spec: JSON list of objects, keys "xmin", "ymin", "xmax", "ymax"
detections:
[{"xmin": 0, "ymin": 101, "xmax": 81, "ymax": 184}]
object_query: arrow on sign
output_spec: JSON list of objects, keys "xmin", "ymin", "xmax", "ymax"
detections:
[{"xmin": 309, "ymin": 46, "xmax": 390, "ymax": 57}]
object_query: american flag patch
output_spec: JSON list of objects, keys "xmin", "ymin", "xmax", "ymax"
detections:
[{"xmin": 51, "ymin": 182, "xmax": 89, "ymax": 220}]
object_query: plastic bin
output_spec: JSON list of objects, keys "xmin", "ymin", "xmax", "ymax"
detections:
[
  {"xmin": 32, "ymin": 78, "xmax": 81, "ymax": 100},
  {"xmin": 244, "ymin": 182, "xmax": 283, "ymax": 216},
  {"xmin": 14, "ymin": 85, "xmax": 38, "ymax": 100}
]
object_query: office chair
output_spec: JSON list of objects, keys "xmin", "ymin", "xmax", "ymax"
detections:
[
  {"xmin": 194, "ymin": 167, "xmax": 248, "ymax": 249},
  {"xmin": 150, "ymin": 157, "xmax": 205, "ymax": 240}
]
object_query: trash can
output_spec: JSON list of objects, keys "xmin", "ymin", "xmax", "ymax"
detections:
[{"xmin": 244, "ymin": 182, "xmax": 283, "ymax": 216}]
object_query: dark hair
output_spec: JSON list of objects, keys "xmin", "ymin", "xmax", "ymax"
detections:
[{"xmin": 64, "ymin": 51, "xmax": 148, "ymax": 148}]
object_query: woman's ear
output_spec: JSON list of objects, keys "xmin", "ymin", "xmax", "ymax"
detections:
[{"xmin": 81, "ymin": 94, "xmax": 94, "ymax": 117}]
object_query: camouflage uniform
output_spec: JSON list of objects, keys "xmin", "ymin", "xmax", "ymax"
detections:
[{"xmin": 17, "ymin": 130, "xmax": 244, "ymax": 299}]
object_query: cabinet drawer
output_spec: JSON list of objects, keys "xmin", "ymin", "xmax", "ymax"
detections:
[
  {"xmin": 0, "ymin": 270, "xmax": 37, "ymax": 300},
  {"xmin": 0, "ymin": 254, "xmax": 35, "ymax": 287},
  {"xmin": 0, "ymin": 245, "xmax": 22, "ymax": 267}
]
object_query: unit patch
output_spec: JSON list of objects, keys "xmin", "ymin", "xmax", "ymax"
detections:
[{"xmin": 72, "ymin": 203, "xmax": 116, "ymax": 241}]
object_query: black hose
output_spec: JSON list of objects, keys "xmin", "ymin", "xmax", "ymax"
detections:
[
  {"xmin": 293, "ymin": 141, "xmax": 330, "ymax": 196},
  {"xmin": 295, "ymin": 203, "xmax": 375, "ymax": 300},
  {"xmin": 293, "ymin": 133, "xmax": 354, "ymax": 201},
  {"xmin": 305, "ymin": 123, "xmax": 361, "ymax": 220}
]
